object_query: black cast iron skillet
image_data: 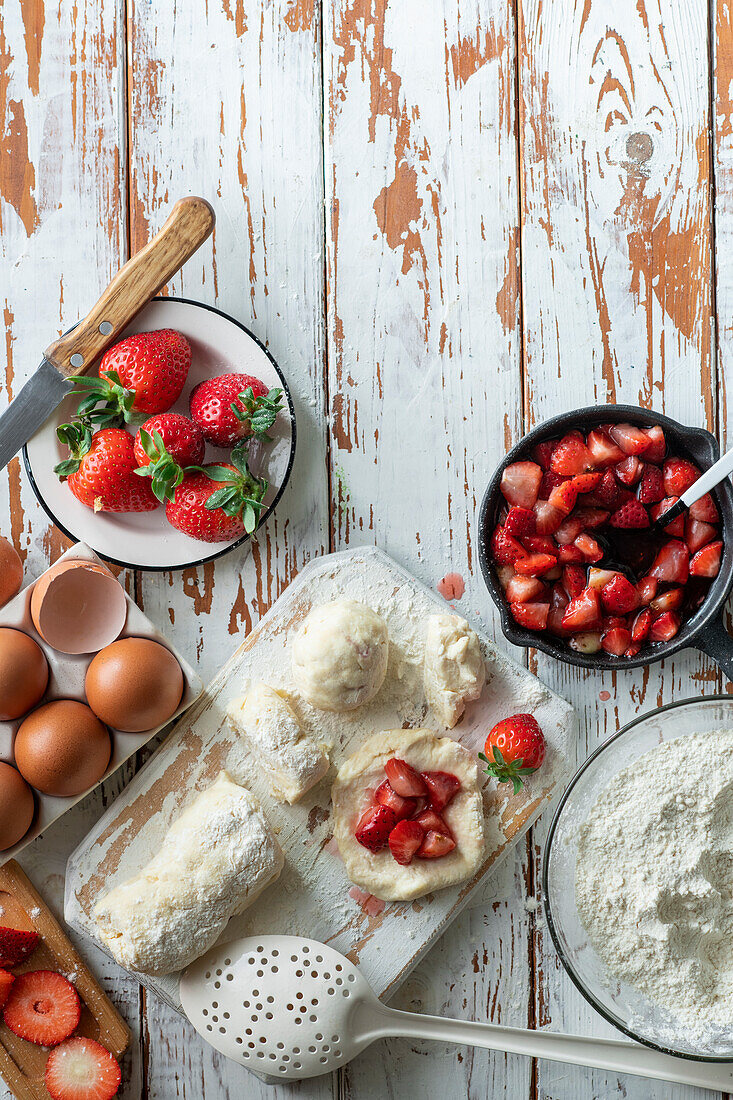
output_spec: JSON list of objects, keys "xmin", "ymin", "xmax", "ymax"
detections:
[{"xmin": 478, "ymin": 405, "xmax": 733, "ymax": 678}]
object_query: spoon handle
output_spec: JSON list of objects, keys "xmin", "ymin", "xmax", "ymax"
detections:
[
  {"xmin": 679, "ymin": 444, "xmax": 733, "ymax": 510},
  {"xmin": 373, "ymin": 1007, "xmax": 733, "ymax": 1090}
]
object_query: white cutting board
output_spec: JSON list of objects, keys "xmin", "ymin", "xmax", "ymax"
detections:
[{"xmin": 64, "ymin": 547, "xmax": 576, "ymax": 1012}]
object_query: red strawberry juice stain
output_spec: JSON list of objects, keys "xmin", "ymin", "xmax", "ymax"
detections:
[
  {"xmin": 438, "ymin": 572, "xmax": 465, "ymax": 600},
  {"xmin": 348, "ymin": 886, "xmax": 385, "ymax": 916},
  {"xmin": 599, "ymin": 690, "xmax": 611, "ymax": 701}
]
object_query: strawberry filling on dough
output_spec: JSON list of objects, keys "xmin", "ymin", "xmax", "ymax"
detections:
[{"xmin": 332, "ymin": 728, "xmax": 486, "ymax": 902}]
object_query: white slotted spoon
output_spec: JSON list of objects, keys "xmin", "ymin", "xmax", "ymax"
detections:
[{"xmin": 179, "ymin": 935, "xmax": 733, "ymax": 1089}]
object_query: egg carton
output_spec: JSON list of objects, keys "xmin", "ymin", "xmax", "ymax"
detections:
[{"xmin": 0, "ymin": 543, "xmax": 203, "ymax": 864}]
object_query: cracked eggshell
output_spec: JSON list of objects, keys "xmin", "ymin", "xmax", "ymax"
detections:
[{"xmin": 30, "ymin": 559, "xmax": 128, "ymax": 655}]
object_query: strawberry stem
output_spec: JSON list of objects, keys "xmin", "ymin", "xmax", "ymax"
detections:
[
  {"xmin": 478, "ymin": 747, "xmax": 538, "ymax": 796},
  {"xmin": 54, "ymin": 419, "xmax": 93, "ymax": 479},
  {"xmin": 71, "ymin": 369, "xmax": 137, "ymax": 426},
  {"xmin": 231, "ymin": 386, "xmax": 284, "ymax": 440},
  {"xmin": 134, "ymin": 429, "xmax": 186, "ymax": 503},
  {"xmin": 201, "ymin": 443, "xmax": 268, "ymax": 534}
]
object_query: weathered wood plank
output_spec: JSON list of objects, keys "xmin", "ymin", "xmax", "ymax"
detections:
[
  {"xmin": 326, "ymin": 1, "xmax": 529, "ymax": 1096},
  {"xmin": 518, "ymin": 0, "xmax": 718, "ymax": 1096},
  {"xmin": 125, "ymin": 0, "xmax": 330, "ymax": 1095}
]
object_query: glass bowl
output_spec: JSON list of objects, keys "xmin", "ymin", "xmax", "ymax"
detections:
[{"xmin": 543, "ymin": 695, "xmax": 733, "ymax": 1062}]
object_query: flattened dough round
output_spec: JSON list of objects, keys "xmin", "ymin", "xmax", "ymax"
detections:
[
  {"xmin": 292, "ymin": 600, "xmax": 388, "ymax": 712},
  {"xmin": 332, "ymin": 727, "xmax": 486, "ymax": 901}
]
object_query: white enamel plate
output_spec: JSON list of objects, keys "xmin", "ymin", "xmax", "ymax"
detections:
[{"xmin": 24, "ymin": 298, "xmax": 296, "ymax": 571}]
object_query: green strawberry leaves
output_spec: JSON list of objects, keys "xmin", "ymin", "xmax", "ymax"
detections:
[
  {"xmin": 71, "ymin": 370, "xmax": 138, "ymax": 427},
  {"xmin": 133, "ymin": 429, "xmax": 186, "ymax": 504},
  {"xmin": 478, "ymin": 746, "xmax": 538, "ymax": 796},
  {"xmin": 202, "ymin": 443, "xmax": 268, "ymax": 534},
  {"xmin": 54, "ymin": 420, "xmax": 94, "ymax": 479},
  {"xmin": 232, "ymin": 386, "xmax": 284, "ymax": 440}
]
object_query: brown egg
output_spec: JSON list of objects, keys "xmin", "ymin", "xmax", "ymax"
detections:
[
  {"xmin": 0, "ymin": 762, "xmax": 35, "ymax": 850},
  {"xmin": 0, "ymin": 536, "xmax": 23, "ymax": 609},
  {"xmin": 85, "ymin": 637, "xmax": 184, "ymax": 733},
  {"xmin": 0, "ymin": 628, "xmax": 49, "ymax": 721},
  {"xmin": 30, "ymin": 559, "xmax": 127, "ymax": 654},
  {"xmin": 14, "ymin": 700, "xmax": 111, "ymax": 797}
]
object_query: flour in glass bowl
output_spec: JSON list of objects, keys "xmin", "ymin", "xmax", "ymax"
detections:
[{"xmin": 576, "ymin": 728, "xmax": 733, "ymax": 1043}]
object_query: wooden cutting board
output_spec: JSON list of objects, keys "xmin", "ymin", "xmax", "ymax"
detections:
[
  {"xmin": 0, "ymin": 861, "xmax": 129, "ymax": 1100},
  {"xmin": 65, "ymin": 548, "xmax": 577, "ymax": 1013}
]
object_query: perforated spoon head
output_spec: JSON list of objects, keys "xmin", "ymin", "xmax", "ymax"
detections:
[{"xmin": 180, "ymin": 934, "xmax": 380, "ymax": 1079}]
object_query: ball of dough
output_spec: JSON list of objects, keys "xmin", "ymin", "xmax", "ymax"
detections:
[{"xmin": 292, "ymin": 600, "xmax": 388, "ymax": 712}]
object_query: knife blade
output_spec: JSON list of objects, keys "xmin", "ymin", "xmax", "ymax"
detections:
[
  {"xmin": 0, "ymin": 196, "xmax": 215, "ymax": 473},
  {"xmin": 0, "ymin": 359, "xmax": 74, "ymax": 470}
]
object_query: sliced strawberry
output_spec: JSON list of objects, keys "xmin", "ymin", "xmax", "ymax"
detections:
[
  {"xmin": 506, "ymin": 576, "xmax": 546, "ymax": 603},
  {"xmin": 45, "ymin": 1036, "xmax": 122, "ymax": 1100},
  {"xmin": 689, "ymin": 540, "xmax": 723, "ymax": 578},
  {"xmin": 562, "ymin": 565, "xmax": 586, "ymax": 599},
  {"xmin": 649, "ymin": 611, "xmax": 681, "ymax": 642},
  {"xmin": 548, "ymin": 480, "xmax": 578, "ymax": 516},
  {"xmin": 415, "ymin": 808, "xmax": 454, "ymax": 837},
  {"xmin": 643, "ymin": 425, "xmax": 666, "ymax": 463},
  {"xmin": 609, "ymin": 499, "xmax": 650, "ymax": 529},
  {"xmin": 547, "ymin": 607, "xmax": 570, "ymax": 635},
  {"xmin": 631, "ymin": 608, "xmax": 653, "ymax": 642},
  {"xmin": 384, "ymin": 758, "xmax": 427, "ymax": 798},
  {"xmin": 521, "ymin": 534, "xmax": 556, "ymax": 554},
  {"xmin": 354, "ymin": 804, "xmax": 399, "ymax": 851},
  {"xmin": 568, "ymin": 631, "xmax": 602, "ymax": 654},
  {"xmin": 375, "ymin": 780, "xmax": 417, "ymax": 820},
  {"xmin": 417, "ymin": 829, "xmax": 456, "ymax": 859},
  {"xmin": 586, "ymin": 429, "xmax": 624, "ymax": 467},
  {"xmin": 539, "ymin": 470, "xmax": 566, "ymax": 499},
  {"xmin": 570, "ymin": 472, "xmax": 601, "ymax": 493},
  {"xmin": 609, "ymin": 423, "xmax": 652, "ymax": 456},
  {"xmin": 663, "ymin": 457, "xmax": 699, "ymax": 497},
  {"xmin": 588, "ymin": 567, "xmax": 618, "ymax": 590},
  {"xmin": 650, "ymin": 497, "xmax": 686, "ymax": 537},
  {"xmin": 600, "ymin": 574, "xmax": 639, "ymax": 614},
  {"xmin": 554, "ymin": 516, "xmax": 584, "ymax": 545},
  {"xmin": 649, "ymin": 539, "xmax": 689, "ymax": 584},
  {"xmin": 650, "ymin": 587, "xmax": 684, "ymax": 612},
  {"xmin": 685, "ymin": 517, "xmax": 717, "ymax": 553},
  {"xmin": 556, "ymin": 543, "xmax": 585, "ymax": 563},
  {"xmin": 388, "ymin": 820, "xmax": 424, "ymax": 866},
  {"xmin": 514, "ymin": 553, "xmax": 557, "ymax": 577},
  {"xmin": 689, "ymin": 492, "xmax": 720, "ymax": 523},
  {"xmin": 509, "ymin": 602, "xmax": 549, "ymax": 630},
  {"xmin": 637, "ymin": 464, "xmax": 665, "ymax": 503},
  {"xmin": 624, "ymin": 642, "xmax": 642, "ymax": 658},
  {"xmin": 595, "ymin": 468, "xmax": 623, "ymax": 508},
  {"xmin": 496, "ymin": 564, "xmax": 515, "ymax": 589},
  {"xmin": 636, "ymin": 576, "xmax": 658, "ymax": 604},
  {"xmin": 533, "ymin": 500, "xmax": 564, "ymax": 534},
  {"xmin": 551, "ymin": 581, "xmax": 569, "ymax": 608},
  {"xmin": 504, "ymin": 506, "xmax": 536, "ymax": 537},
  {"xmin": 501, "ymin": 461, "xmax": 542, "ymax": 508},
  {"xmin": 0, "ymin": 970, "xmax": 14, "ymax": 1012},
  {"xmin": 422, "ymin": 771, "xmax": 461, "ymax": 812},
  {"xmin": 551, "ymin": 434, "xmax": 593, "ymax": 475},
  {"xmin": 3, "ymin": 971, "xmax": 80, "ymax": 1046},
  {"xmin": 601, "ymin": 626, "xmax": 632, "ymax": 656},
  {"xmin": 531, "ymin": 441, "xmax": 555, "ymax": 469},
  {"xmin": 561, "ymin": 587, "xmax": 601, "ymax": 631},
  {"xmin": 615, "ymin": 455, "xmax": 642, "ymax": 486},
  {"xmin": 0, "ymin": 927, "xmax": 39, "ymax": 968},
  {"xmin": 574, "ymin": 533, "xmax": 603, "ymax": 562},
  {"xmin": 572, "ymin": 507, "xmax": 609, "ymax": 529},
  {"xmin": 491, "ymin": 526, "xmax": 526, "ymax": 565}
]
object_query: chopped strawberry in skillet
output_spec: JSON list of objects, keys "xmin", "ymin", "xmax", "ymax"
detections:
[{"xmin": 492, "ymin": 418, "xmax": 723, "ymax": 658}]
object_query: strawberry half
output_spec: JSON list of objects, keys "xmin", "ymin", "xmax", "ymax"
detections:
[
  {"xmin": 601, "ymin": 625, "xmax": 632, "ymax": 656},
  {"xmin": 415, "ymin": 808, "xmax": 453, "ymax": 837},
  {"xmin": 609, "ymin": 423, "xmax": 652, "ymax": 456},
  {"xmin": 600, "ymin": 574, "xmax": 639, "ymax": 614},
  {"xmin": 504, "ymin": 506, "xmax": 536, "ymax": 537},
  {"xmin": 0, "ymin": 926, "xmax": 39, "ymax": 968},
  {"xmin": 505, "ymin": 576, "xmax": 546, "ymax": 603},
  {"xmin": 375, "ymin": 780, "xmax": 417, "ymax": 820},
  {"xmin": 609, "ymin": 498, "xmax": 649, "ymax": 529},
  {"xmin": 689, "ymin": 540, "xmax": 722, "ymax": 578},
  {"xmin": 45, "ymin": 1036, "xmax": 121, "ymax": 1100},
  {"xmin": 509, "ymin": 602, "xmax": 549, "ymax": 630},
  {"xmin": 551, "ymin": 434, "xmax": 593, "ymax": 475},
  {"xmin": 384, "ymin": 758, "xmax": 427, "ymax": 798},
  {"xmin": 417, "ymin": 829, "xmax": 456, "ymax": 859},
  {"xmin": 561, "ymin": 587, "xmax": 601, "ymax": 631},
  {"xmin": 491, "ymin": 526, "xmax": 526, "ymax": 565},
  {"xmin": 514, "ymin": 552, "xmax": 557, "ymax": 576},
  {"xmin": 586, "ymin": 430, "xmax": 624, "ymax": 467},
  {"xmin": 500, "ymin": 462, "xmax": 542, "ymax": 508},
  {"xmin": 689, "ymin": 492, "xmax": 720, "ymax": 523},
  {"xmin": 422, "ymin": 771, "xmax": 461, "ymax": 812},
  {"xmin": 388, "ymin": 820, "xmax": 424, "ymax": 866},
  {"xmin": 650, "ymin": 497, "xmax": 686, "ymax": 537},
  {"xmin": 643, "ymin": 425, "xmax": 666, "ymax": 463},
  {"xmin": 649, "ymin": 611, "xmax": 681, "ymax": 642},
  {"xmin": 649, "ymin": 539, "xmax": 689, "ymax": 584},
  {"xmin": 663, "ymin": 457, "xmax": 699, "ymax": 497},
  {"xmin": 354, "ymin": 805, "xmax": 398, "ymax": 852},
  {"xmin": 637, "ymin": 464, "xmax": 664, "ymax": 503},
  {"xmin": 3, "ymin": 970, "xmax": 80, "ymax": 1046}
]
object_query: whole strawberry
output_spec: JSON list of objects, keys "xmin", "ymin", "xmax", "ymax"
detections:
[
  {"xmin": 165, "ymin": 443, "xmax": 267, "ymax": 542},
  {"xmin": 189, "ymin": 372, "xmax": 283, "ymax": 448},
  {"xmin": 479, "ymin": 713, "xmax": 546, "ymax": 794},
  {"xmin": 73, "ymin": 329, "xmax": 191, "ymax": 423},
  {"xmin": 55, "ymin": 422, "xmax": 158, "ymax": 513},
  {"xmin": 133, "ymin": 414, "xmax": 206, "ymax": 503}
]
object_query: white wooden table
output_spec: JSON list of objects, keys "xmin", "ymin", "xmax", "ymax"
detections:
[{"xmin": 0, "ymin": 1, "xmax": 727, "ymax": 1097}]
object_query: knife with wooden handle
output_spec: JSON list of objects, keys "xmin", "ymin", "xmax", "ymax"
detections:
[{"xmin": 0, "ymin": 196, "xmax": 215, "ymax": 472}]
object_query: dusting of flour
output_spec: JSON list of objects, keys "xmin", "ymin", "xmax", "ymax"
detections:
[{"xmin": 576, "ymin": 729, "xmax": 733, "ymax": 1045}]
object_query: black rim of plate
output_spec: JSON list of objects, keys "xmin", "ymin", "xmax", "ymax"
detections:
[
  {"xmin": 542, "ymin": 693, "xmax": 733, "ymax": 1063},
  {"xmin": 22, "ymin": 296, "xmax": 297, "ymax": 573}
]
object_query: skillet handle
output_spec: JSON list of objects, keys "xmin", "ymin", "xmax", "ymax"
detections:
[{"xmin": 695, "ymin": 612, "xmax": 733, "ymax": 680}]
